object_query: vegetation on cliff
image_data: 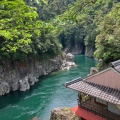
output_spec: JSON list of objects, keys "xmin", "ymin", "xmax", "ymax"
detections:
[
  {"xmin": 94, "ymin": 2, "xmax": 120, "ymax": 67},
  {"xmin": 29, "ymin": 0, "xmax": 77, "ymax": 21},
  {"xmin": 0, "ymin": 0, "xmax": 120, "ymax": 68},
  {"xmin": 50, "ymin": 0, "xmax": 120, "ymax": 67},
  {"xmin": 0, "ymin": 0, "xmax": 62, "ymax": 63}
]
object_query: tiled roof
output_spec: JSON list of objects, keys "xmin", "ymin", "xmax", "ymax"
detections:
[
  {"xmin": 65, "ymin": 78, "xmax": 120, "ymax": 105},
  {"xmin": 111, "ymin": 59, "xmax": 120, "ymax": 67},
  {"xmin": 111, "ymin": 59, "xmax": 120, "ymax": 72}
]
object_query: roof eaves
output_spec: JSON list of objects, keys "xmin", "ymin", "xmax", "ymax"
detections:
[
  {"xmin": 84, "ymin": 67, "xmax": 120, "ymax": 81},
  {"xmin": 64, "ymin": 77, "xmax": 83, "ymax": 87},
  {"xmin": 84, "ymin": 67, "xmax": 111, "ymax": 81},
  {"xmin": 66, "ymin": 81, "xmax": 120, "ymax": 105},
  {"xmin": 110, "ymin": 59, "xmax": 120, "ymax": 67}
]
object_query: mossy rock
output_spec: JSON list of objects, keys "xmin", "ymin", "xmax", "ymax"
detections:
[{"xmin": 50, "ymin": 107, "xmax": 80, "ymax": 120}]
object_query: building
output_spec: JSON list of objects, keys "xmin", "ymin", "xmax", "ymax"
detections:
[{"xmin": 65, "ymin": 60, "xmax": 120, "ymax": 120}]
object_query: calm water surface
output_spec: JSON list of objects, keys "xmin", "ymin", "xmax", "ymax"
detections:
[{"xmin": 0, "ymin": 55, "xmax": 96, "ymax": 120}]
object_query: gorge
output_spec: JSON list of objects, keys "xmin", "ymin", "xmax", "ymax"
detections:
[
  {"xmin": 0, "ymin": 53, "xmax": 76, "ymax": 96},
  {"xmin": 0, "ymin": 55, "xmax": 96, "ymax": 120},
  {"xmin": 0, "ymin": 0, "xmax": 120, "ymax": 120}
]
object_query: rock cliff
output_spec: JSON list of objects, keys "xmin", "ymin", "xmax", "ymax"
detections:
[
  {"xmin": 61, "ymin": 53, "xmax": 76, "ymax": 70},
  {"xmin": 0, "ymin": 56, "xmax": 63, "ymax": 96},
  {"xmin": 65, "ymin": 44, "xmax": 95, "ymax": 58},
  {"xmin": 65, "ymin": 44, "xmax": 84, "ymax": 55},
  {"xmin": 0, "ymin": 53, "xmax": 76, "ymax": 96},
  {"xmin": 85, "ymin": 46, "xmax": 95, "ymax": 57},
  {"xmin": 50, "ymin": 108, "xmax": 79, "ymax": 120}
]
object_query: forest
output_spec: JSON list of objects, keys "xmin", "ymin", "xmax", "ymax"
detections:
[{"xmin": 0, "ymin": 0, "xmax": 120, "ymax": 68}]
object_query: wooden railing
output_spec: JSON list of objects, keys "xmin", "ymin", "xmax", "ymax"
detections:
[{"xmin": 78, "ymin": 99, "xmax": 120, "ymax": 120}]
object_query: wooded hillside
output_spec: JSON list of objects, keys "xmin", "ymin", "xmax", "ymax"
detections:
[
  {"xmin": 0, "ymin": 0, "xmax": 120, "ymax": 68},
  {"xmin": 0, "ymin": 0, "xmax": 62, "ymax": 63},
  {"xmin": 50, "ymin": 0, "xmax": 120, "ymax": 68}
]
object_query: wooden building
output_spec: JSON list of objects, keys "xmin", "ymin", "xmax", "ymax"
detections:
[{"xmin": 65, "ymin": 60, "xmax": 120, "ymax": 120}]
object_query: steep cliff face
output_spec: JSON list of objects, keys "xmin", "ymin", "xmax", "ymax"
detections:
[
  {"xmin": 0, "ymin": 56, "xmax": 63, "ymax": 96},
  {"xmin": 0, "ymin": 53, "xmax": 76, "ymax": 96},
  {"xmin": 65, "ymin": 44, "xmax": 85, "ymax": 55},
  {"xmin": 85, "ymin": 46, "xmax": 95, "ymax": 57},
  {"xmin": 65, "ymin": 45, "xmax": 95, "ymax": 57}
]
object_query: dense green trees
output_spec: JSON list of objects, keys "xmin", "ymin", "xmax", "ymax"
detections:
[
  {"xmin": 36, "ymin": 0, "xmax": 77, "ymax": 21},
  {"xmin": 0, "ymin": 0, "xmax": 62, "ymax": 63},
  {"xmin": 0, "ymin": 0, "xmax": 38, "ymax": 53},
  {"xmin": 50, "ymin": 0, "xmax": 120, "ymax": 67},
  {"xmin": 0, "ymin": 0, "xmax": 120, "ymax": 68},
  {"xmin": 94, "ymin": 2, "xmax": 120, "ymax": 67}
]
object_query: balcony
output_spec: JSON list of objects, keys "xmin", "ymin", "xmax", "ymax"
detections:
[{"xmin": 78, "ymin": 96, "xmax": 120, "ymax": 120}]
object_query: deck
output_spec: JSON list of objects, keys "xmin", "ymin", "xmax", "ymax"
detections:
[
  {"xmin": 78, "ymin": 98, "xmax": 120, "ymax": 120},
  {"xmin": 71, "ymin": 106, "xmax": 106, "ymax": 120}
]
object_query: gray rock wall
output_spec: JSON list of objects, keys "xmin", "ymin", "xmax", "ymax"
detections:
[
  {"xmin": 0, "ymin": 56, "xmax": 63, "ymax": 96},
  {"xmin": 85, "ymin": 46, "xmax": 95, "ymax": 57},
  {"xmin": 65, "ymin": 44, "xmax": 84, "ymax": 55}
]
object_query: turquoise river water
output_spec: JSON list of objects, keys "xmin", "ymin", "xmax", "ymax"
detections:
[{"xmin": 0, "ymin": 55, "xmax": 96, "ymax": 120}]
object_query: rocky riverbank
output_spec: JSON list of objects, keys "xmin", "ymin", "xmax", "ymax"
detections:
[
  {"xmin": 0, "ymin": 53, "xmax": 76, "ymax": 96},
  {"xmin": 61, "ymin": 53, "xmax": 76, "ymax": 70}
]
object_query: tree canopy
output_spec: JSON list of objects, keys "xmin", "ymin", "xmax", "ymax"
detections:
[
  {"xmin": 0, "ymin": 0, "xmax": 120, "ymax": 68},
  {"xmin": 49, "ymin": 0, "xmax": 120, "ymax": 68},
  {"xmin": 94, "ymin": 2, "xmax": 120, "ymax": 67},
  {"xmin": 0, "ymin": 0, "xmax": 62, "ymax": 63}
]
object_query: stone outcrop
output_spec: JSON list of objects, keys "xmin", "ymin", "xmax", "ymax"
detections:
[
  {"xmin": 85, "ymin": 46, "xmax": 95, "ymax": 57},
  {"xmin": 87, "ymin": 67, "xmax": 97, "ymax": 76},
  {"xmin": 50, "ymin": 108, "xmax": 80, "ymax": 120},
  {"xmin": 0, "ymin": 82, "xmax": 10, "ymax": 95},
  {"xmin": 61, "ymin": 53, "xmax": 76, "ymax": 70},
  {"xmin": 0, "ymin": 56, "xmax": 63, "ymax": 96},
  {"xmin": 65, "ymin": 44, "xmax": 84, "ymax": 55},
  {"xmin": 30, "ymin": 117, "xmax": 39, "ymax": 120}
]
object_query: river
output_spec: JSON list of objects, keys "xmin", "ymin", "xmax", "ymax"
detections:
[{"xmin": 0, "ymin": 55, "xmax": 96, "ymax": 120}]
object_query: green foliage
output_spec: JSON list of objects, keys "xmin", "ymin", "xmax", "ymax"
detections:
[
  {"xmin": 1, "ymin": 0, "xmax": 120, "ymax": 68},
  {"xmin": 0, "ymin": 0, "xmax": 62, "ymax": 63},
  {"xmin": 37, "ymin": 0, "xmax": 77, "ymax": 21},
  {"xmin": 0, "ymin": 0, "xmax": 37, "ymax": 54},
  {"xmin": 25, "ymin": 0, "xmax": 48, "ymax": 6},
  {"xmin": 50, "ymin": 0, "xmax": 120, "ymax": 68},
  {"xmin": 50, "ymin": 0, "xmax": 110, "ymax": 52},
  {"xmin": 94, "ymin": 2, "xmax": 120, "ymax": 64}
]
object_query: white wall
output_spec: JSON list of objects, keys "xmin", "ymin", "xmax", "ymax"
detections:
[
  {"xmin": 108, "ymin": 103, "xmax": 120, "ymax": 115},
  {"xmin": 96, "ymin": 98, "xmax": 107, "ymax": 105}
]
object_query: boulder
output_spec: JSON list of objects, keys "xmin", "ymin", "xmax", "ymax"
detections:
[
  {"xmin": 88, "ymin": 67, "xmax": 97, "ymax": 76},
  {"xmin": 30, "ymin": 117, "xmax": 39, "ymax": 120},
  {"xmin": 66, "ymin": 53, "xmax": 74, "ymax": 62},
  {"xmin": 50, "ymin": 108, "xmax": 80, "ymax": 120},
  {"xmin": 61, "ymin": 53, "xmax": 76, "ymax": 70},
  {"xmin": 0, "ymin": 82, "xmax": 10, "ymax": 95}
]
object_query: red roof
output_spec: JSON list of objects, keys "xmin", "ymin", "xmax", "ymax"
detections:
[{"xmin": 71, "ymin": 106, "xmax": 106, "ymax": 120}]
